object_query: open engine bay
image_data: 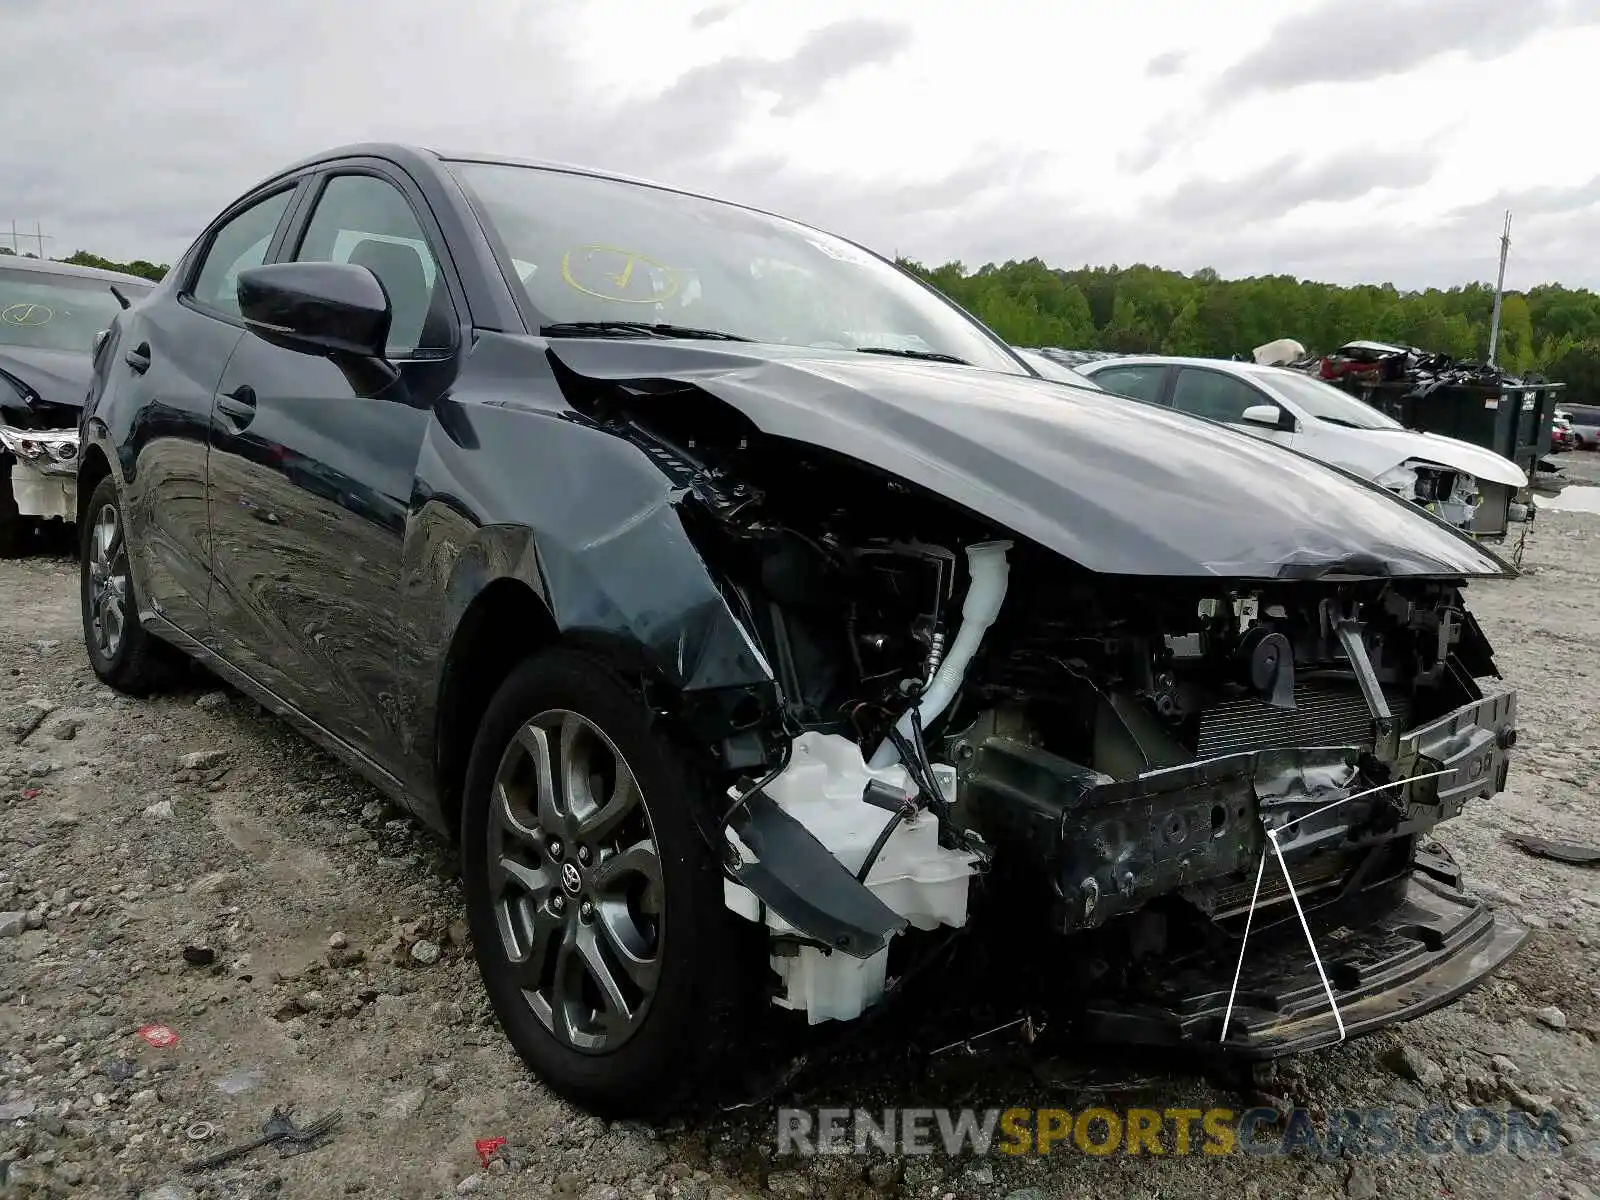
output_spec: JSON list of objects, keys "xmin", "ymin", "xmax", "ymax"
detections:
[{"xmin": 576, "ymin": 378, "xmax": 1527, "ymax": 1057}]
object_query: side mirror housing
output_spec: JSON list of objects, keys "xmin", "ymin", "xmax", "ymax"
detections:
[
  {"xmin": 237, "ymin": 262, "xmax": 392, "ymax": 360},
  {"xmin": 1240, "ymin": 403, "xmax": 1289, "ymax": 429}
]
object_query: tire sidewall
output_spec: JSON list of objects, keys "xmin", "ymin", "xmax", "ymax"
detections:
[
  {"xmin": 460, "ymin": 648, "xmax": 743, "ymax": 1112},
  {"xmin": 80, "ymin": 475, "xmax": 135, "ymax": 680}
]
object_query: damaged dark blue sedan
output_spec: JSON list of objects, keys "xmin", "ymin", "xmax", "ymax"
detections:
[{"xmin": 79, "ymin": 143, "xmax": 1525, "ymax": 1116}]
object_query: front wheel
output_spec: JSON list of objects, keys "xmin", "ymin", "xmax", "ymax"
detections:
[
  {"xmin": 79, "ymin": 475, "xmax": 178, "ymax": 694},
  {"xmin": 460, "ymin": 648, "xmax": 760, "ymax": 1116}
]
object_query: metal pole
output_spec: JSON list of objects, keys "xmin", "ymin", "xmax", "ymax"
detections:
[{"xmin": 1486, "ymin": 210, "xmax": 1512, "ymax": 366}]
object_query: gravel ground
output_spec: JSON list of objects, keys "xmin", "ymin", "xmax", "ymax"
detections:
[{"xmin": 3, "ymin": 457, "xmax": 1600, "ymax": 1200}]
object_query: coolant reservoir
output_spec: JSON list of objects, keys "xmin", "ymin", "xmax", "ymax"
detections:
[{"xmin": 758, "ymin": 731, "xmax": 976, "ymax": 931}]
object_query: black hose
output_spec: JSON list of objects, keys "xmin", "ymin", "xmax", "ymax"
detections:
[
  {"xmin": 856, "ymin": 808, "xmax": 907, "ymax": 883},
  {"xmin": 909, "ymin": 708, "xmax": 948, "ymax": 813},
  {"xmin": 885, "ymin": 726, "xmax": 940, "ymax": 802},
  {"xmin": 717, "ymin": 738, "xmax": 794, "ymax": 834}
]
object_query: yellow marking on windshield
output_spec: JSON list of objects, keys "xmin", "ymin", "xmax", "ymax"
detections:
[
  {"xmin": 560, "ymin": 246, "xmax": 678, "ymax": 304},
  {"xmin": 1, "ymin": 302, "xmax": 53, "ymax": 327}
]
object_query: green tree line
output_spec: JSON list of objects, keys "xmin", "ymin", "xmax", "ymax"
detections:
[
  {"xmin": 900, "ymin": 257, "xmax": 1600, "ymax": 405},
  {"xmin": 9, "ymin": 242, "xmax": 1599, "ymax": 404},
  {"xmin": 0, "ymin": 246, "xmax": 169, "ymax": 282}
]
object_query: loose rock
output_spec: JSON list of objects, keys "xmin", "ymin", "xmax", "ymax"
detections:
[
  {"xmin": 178, "ymin": 749, "xmax": 229, "ymax": 770},
  {"xmin": 1345, "ymin": 1163, "xmax": 1378, "ymax": 1200},
  {"xmin": 0, "ymin": 1098, "xmax": 37, "ymax": 1121},
  {"xmin": 1380, "ymin": 1042, "xmax": 1444, "ymax": 1088},
  {"xmin": 1536, "ymin": 1006, "xmax": 1568, "ymax": 1031}
]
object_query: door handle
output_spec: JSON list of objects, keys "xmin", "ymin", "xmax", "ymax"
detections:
[
  {"xmin": 125, "ymin": 343, "xmax": 151, "ymax": 374},
  {"xmin": 216, "ymin": 384, "xmax": 257, "ymax": 422}
]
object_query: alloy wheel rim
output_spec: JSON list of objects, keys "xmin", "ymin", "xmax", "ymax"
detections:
[
  {"xmin": 488, "ymin": 708, "xmax": 664, "ymax": 1053},
  {"xmin": 88, "ymin": 503, "xmax": 128, "ymax": 660}
]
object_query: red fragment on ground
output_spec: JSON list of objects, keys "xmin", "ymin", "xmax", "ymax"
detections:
[
  {"xmin": 137, "ymin": 1024, "xmax": 180, "ymax": 1048},
  {"xmin": 475, "ymin": 1137, "xmax": 506, "ymax": 1167}
]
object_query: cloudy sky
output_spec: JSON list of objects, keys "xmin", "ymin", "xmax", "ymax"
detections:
[{"xmin": 3, "ymin": 0, "xmax": 1597, "ymax": 289}]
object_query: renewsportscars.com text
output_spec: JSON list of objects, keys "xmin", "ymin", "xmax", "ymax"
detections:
[{"xmin": 776, "ymin": 1105, "xmax": 1562, "ymax": 1159}]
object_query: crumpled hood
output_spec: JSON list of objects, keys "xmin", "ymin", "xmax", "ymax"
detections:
[
  {"xmin": 544, "ymin": 339, "xmax": 1511, "ymax": 580},
  {"xmin": 0, "ymin": 346, "xmax": 92, "ymax": 414},
  {"xmin": 1315, "ymin": 424, "xmax": 1528, "ymax": 490}
]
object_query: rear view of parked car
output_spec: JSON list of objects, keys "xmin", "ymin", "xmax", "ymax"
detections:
[
  {"xmin": 0, "ymin": 257, "xmax": 154, "ymax": 554},
  {"xmin": 1078, "ymin": 355, "xmax": 1531, "ymax": 538},
  {"xmin": 79, "ymin": 143, "xmax": 1526, "ymax": 1117}
]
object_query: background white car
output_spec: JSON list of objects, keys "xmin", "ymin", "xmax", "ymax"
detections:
[{"xmin": 1077, "ymin": 355, "xmax": 1529, "ymax": 536}]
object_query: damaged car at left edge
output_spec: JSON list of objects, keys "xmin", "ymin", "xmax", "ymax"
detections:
[
  {"xmin": 0, "ymin": 256, "xmax": 155, "ymax": 555},
  {"xmin": 79, "ymin": 143, "xmax": 1527, "ymax": 1118}
]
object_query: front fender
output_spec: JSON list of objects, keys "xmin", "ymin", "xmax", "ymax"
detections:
[{"xmin": 401, "ymin": 394, "xmax": 777, "ymax": 800}]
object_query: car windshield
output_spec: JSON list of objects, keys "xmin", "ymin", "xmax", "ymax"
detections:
[
  {"xmin": 0, "ymin": 266, "xmax": 152, "ymax": 353},
  {"xmin": 1264, "ymin": 370, "xmax": 1403, "ymax": 431},
  {"xmin": 450, "ymin": 161, "xmax": 1025, "ymax": 374},
  {"xmin": 1013, "ymin": 348, "xmax": 1101, "ymax": 388}
]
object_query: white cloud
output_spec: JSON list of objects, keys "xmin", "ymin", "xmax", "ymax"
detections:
[{"xmin": 0, "ymin": 0, "xmax": 1594, "ymax": 289}]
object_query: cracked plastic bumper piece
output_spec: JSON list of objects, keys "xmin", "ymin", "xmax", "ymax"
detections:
[
  {"xmin": 1081, "ymin": 871, "xmax": 1528, "ymax": 1057},
  {"xmin": 9, "ymin": 459, "xmax": 75, "ymax": 521}
]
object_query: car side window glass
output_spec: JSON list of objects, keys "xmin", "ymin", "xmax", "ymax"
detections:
[
  {"xmin": 1172, "ymin": 369, "xmax": 1268, "ymax": 423},
  {"xmin": 190, "ymin": 190, "xmax": 294, "ymax": 318},
  {"xmin": 1093, "ymin": 366, "xmax": 1166, "ymax": 404},
  {"xmin": 292, "ymin": 174, "xmax": 454, "ymax": 359}
]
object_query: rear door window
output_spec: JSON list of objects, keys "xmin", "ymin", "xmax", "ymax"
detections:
[{"xmin": 1091, "ymin": 365, "xmax": 1168, "ymax": 404}]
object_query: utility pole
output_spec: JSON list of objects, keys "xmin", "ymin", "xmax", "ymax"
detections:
[
  {"xmin": 1486, "ymin": 210, "xmax": 1512, "ymax": 366},
  {"xmin": 1, "ymin": 221, "xmax": 51, "ymax": 257}
]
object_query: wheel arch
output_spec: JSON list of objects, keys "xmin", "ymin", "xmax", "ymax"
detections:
[
  {"xmin": 76, "ymin": 442, "xmax": 114, "ymax": 528},
  {"xmin": 433, "ymin": 575, "xmax": 560, "ymax": 842}
]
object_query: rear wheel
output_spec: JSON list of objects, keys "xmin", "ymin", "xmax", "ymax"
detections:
[
  {"xmin": 80, "ymin": 475, "xmax": 178, "ymax": 694},
  {"xmin": 461, "ymin": 648, "xmax": 759, "ymax": 1116}
]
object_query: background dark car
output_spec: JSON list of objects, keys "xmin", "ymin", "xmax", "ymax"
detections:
[
  {"xmin": 0, "ymin": 256, "xmax": 154, "ymax": 554},
  {"xmin": 79, "ymin": 144, "xmax": 1522, "ymax": 1119}
]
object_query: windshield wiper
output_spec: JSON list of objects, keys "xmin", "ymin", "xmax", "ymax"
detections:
[
  {"xmin": 1317, "ymin": 416, "xmax": 1383, "ymax": 430},
  {"xmin": 855, "ymin": 346, "xmax": 970, "ymax": 365},
  {"xmin": 540, "ymin": 321, "xmax": 751, "ymax": 342}
]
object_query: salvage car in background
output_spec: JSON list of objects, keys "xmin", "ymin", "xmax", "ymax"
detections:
[
  {"xmin": 1078, "ymin": 355, "xmax": 1530, "ymax": 537},
  {"xmin": 80, "ymin": 143, "xmax": 1525, "ymax": 1116},
  {"xmin": 0, "ymin": 256, "xmax": 155, "ymax": 554},
  {"xmin": 1551, "ymin": 413, "xmax": 1575, "ymax": 452},
  {"xmin": 1564, "ymin": 404, "xmax": 1600, "ymax": 450}
]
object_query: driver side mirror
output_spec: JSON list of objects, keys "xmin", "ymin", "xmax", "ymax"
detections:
[
  {"xmin": 1240, "ymin": 403, "xmax": 1291, "ymax": 430},
  {"xmin": 237, "ymin": 262, "xmax": 392, "ymax": 360}
]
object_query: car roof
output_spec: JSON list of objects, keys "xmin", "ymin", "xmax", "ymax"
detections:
[
  {"xmin": 254, "ymin": 142, "xmax": 794, "ymax": 225},
  {"xmin": 0, "ymin": 254, "xmax": 157, "ymax": 288},
  {"xmin": 1082, "ymin": 355, "xmax": 1294, "ymax": 381}
]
